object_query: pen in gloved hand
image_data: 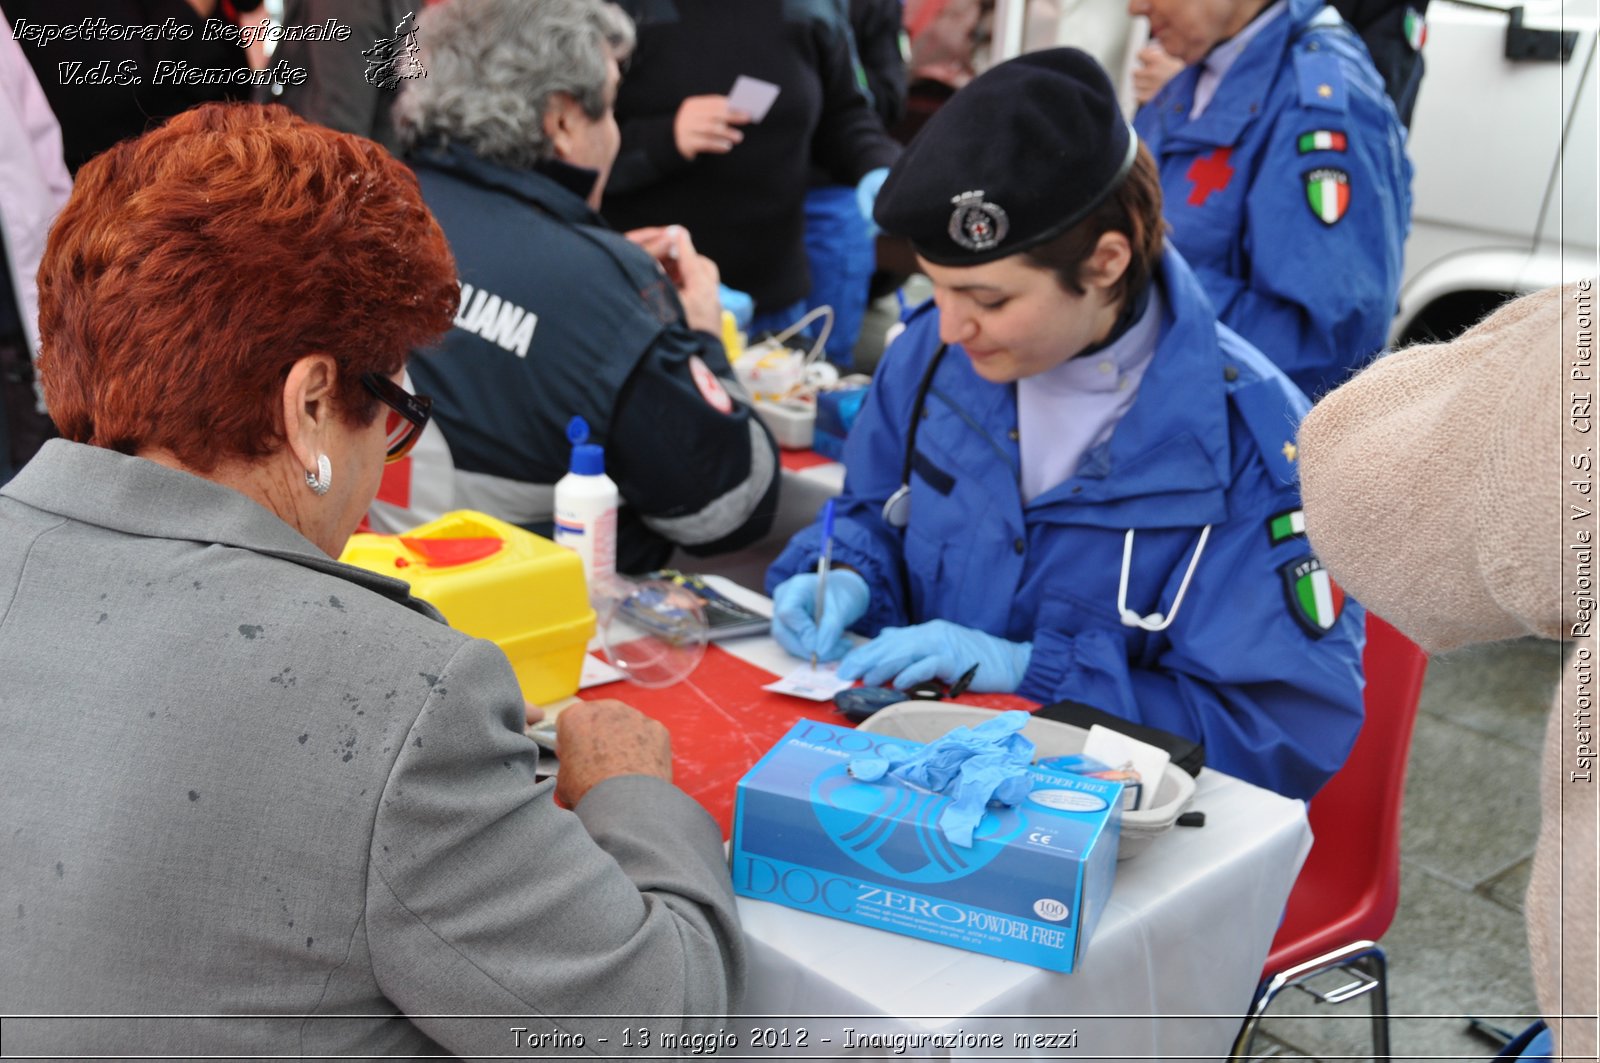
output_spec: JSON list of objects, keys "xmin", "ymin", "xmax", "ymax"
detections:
[{"xmin": 811, "ymin": 498, "xmax": 836, "ymax": 669}]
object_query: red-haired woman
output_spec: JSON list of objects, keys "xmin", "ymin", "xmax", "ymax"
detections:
[{"xmin": 0, "ymin": 103, "xmax": 741, "ymax": 1056}]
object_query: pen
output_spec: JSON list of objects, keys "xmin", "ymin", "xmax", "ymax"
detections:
[
  {"xmin": 948, "ymin": 663, "xmax": 980, "ymax": 699},
  {"xmin": 811, "ymin": 498, "xmax": 836, "ymax": 669}
]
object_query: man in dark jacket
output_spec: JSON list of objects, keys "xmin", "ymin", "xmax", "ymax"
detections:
[
  {"xmin": 393, "ymin": 0, "xmax": 780, "ymax": 574},
  {"xmin": 1330, "ymin": 0, "xmax": 1429, "ymax": 127}
]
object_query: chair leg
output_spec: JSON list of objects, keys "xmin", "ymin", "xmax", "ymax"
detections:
[
  {"xmin": 1350, "ymin": 947, "xmax": 1388, "ymax": 1056},
  {"xmin": 1229, "ymin": 942, "xmax": 1390, "ymax": 1063},
  {"xmin": 1357, "ymin": 947, "xmax": 1391, "ymax": 1061},
  {"xmin": 1229, "ymin": 971, "xmax": 1290, "ymax": 1062}
]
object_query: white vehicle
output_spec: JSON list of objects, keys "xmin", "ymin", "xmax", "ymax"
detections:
[{"xmin": 1396, "ymin": 0, "xmax": 1599, "ymax": 342}]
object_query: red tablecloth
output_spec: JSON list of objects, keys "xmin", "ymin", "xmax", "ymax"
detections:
[
  {"xmin": 578, "ymin": 644, "xmax": 1033, "ymax": 834},
  {"xmin": 777, "ymin": 448, "xmax": 836, "ymax": 472}
]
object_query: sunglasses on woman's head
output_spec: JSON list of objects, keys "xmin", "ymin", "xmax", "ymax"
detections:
[{"xmin": 361, "ymin": 372, "xmax": 432, "ymax": 464}]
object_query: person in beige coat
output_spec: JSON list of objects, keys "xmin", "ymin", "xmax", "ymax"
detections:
[{"xmin": 1299, "ymin": 280, "xmax": 1597, "ymax": 1060}]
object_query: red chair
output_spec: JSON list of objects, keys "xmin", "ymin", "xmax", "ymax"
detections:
[{"xmin": 1230, "ymin": 614, "xmax": 1429, "ymax": 1062}]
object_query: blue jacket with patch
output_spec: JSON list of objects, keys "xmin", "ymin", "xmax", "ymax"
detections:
[
  {"xmin": 1134, "ymin": 0, "xmax": 1412, "ymax": 399},
  {"xmin": 767, "ymin": 249, "xmax": 1366, "ymax": 800}
]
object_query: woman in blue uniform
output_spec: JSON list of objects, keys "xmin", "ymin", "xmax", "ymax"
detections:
[
  {"xmin": 765, "ymin": 48, "xmax": 1365, "ymax": 801},
  {"xmin": 1130, "ymin": 0, "xmax": 1413, "ymax": 400}
]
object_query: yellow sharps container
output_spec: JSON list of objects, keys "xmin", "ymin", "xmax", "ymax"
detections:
[{"xmin": 341, "ymin": 510, "xmax": 596, "ymax": 704}]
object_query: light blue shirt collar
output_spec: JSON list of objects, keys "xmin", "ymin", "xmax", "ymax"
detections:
[{"xmin": 1192, "ymin": 0, "xmax": 1291, "ymax": 119}]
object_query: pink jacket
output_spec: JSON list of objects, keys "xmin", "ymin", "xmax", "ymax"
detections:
[{"xmin": 0, "ymin": 12, "xmax": 71, "ymax": 358}]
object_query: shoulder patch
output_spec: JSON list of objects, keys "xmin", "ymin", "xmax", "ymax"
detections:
[
  {"xmin": 1229, "ymin": 377, "xmax": 1305, "ymax": 486},
  {"xmin": 688, "ymin": 354, "xmax": 734, "ymax": 414},
  {"xmin": 1294, "ymin": 46, "xmax": 1348, "ymax": 112},
  {"xmin": 1266, "ymin": 507, "xmax": 1307, "ymax": 546},
  {"xmin": 1303, "ymin": 167, "xmax": 1351, "ymax": 225},
  {"xmin": 1279, "ymin": 554, "xmax": 1345, "ymax": 638},
  {"xmin": 1297, "ymin": 129, "xmax": 1347, "ymax": 154}
]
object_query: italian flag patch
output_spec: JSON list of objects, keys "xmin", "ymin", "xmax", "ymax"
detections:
[
  {"xmin": 1280, "ymin": 555, "xmax": 1345, "ymax": 638},
  {"xmin": 1404, "ymin": 7, "xmax": 1426, "ymax": 51},
  {"xmin": 1267, "ymin": 508, "xmax": 1307, "ymax": 546},
  {"xmin": 1297, "ymin": 130, "xmax": 1348, "ymax": 154},
  {"xmin": 1304, "ymin": 167, "xmax": 1350, "ymax": 225}
]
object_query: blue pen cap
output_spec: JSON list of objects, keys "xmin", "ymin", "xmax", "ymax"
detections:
[{"xmin": 567, "ymin": 416, "xmax": 606, "ymax": 476}]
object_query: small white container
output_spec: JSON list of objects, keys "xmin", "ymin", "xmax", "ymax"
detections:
[
  {"xmin": 755, "ymin": 397, "xmax": 816, "ymax": 449},
  {"xmin": 553, "ymin": 416, "xmax": 618, "ymax": 603}
]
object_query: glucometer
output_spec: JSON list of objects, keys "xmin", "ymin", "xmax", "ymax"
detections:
[
  {"xmin": 832, "ymin": 663, "xmax": 979, "ymax": 722},
  {"xmin": 833, "ymin": 685, "xmax": 918, "ymax": 721}
]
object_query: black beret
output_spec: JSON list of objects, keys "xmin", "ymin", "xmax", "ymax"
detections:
[{"xmin": 873, "ymin": 47, "xmax": 1137, "ymax": 266}]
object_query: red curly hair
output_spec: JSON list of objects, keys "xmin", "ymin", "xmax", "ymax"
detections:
[{"xmin": 38, "ymin": 103, "xmax": 459, "ymax": 471}]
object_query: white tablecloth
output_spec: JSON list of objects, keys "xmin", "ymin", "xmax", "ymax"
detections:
[{"xmin": 705, "ymin": 579, "xmax": 1312, "ymax": 1062}]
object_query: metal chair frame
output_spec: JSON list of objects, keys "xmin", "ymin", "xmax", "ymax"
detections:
[{"xmin": 1230, "ymin": 939, "xmax": 1391, "ymax": 1061}]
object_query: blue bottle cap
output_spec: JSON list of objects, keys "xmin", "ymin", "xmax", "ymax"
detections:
[
  {"xmin": 565, "ymin": 416, "xmax": 606, "ymax": 475},
  {"xmin": 570, "ymin": 442, "xmax": 606, "ymax": 476}
]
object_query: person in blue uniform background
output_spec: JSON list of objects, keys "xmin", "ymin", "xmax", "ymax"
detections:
[
  {"xmin": 1130, "ymin": 0, "xmax": 1412, "ymax": 400},
  {"xmin": 765, "ymin": 47, "xmax": 1365, "ymax": 800}
]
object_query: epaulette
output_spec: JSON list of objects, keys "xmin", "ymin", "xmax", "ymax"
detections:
[
  {"xmin": 1226, "ymin": 370, "xmax": 1307, "ymax": 486},
  {"xmin": 1293, "ymin": 35, "xmax": 1350, "ymax": 113}
]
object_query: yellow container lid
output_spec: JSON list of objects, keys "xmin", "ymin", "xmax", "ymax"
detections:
[{"xmin": 342, "ymin": 510, "xmax": 597, "ymax": 703}]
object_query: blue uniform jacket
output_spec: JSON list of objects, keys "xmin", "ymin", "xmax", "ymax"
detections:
[
  {"xmin": 768, "ymin": 250, "xmax": 1366, "ymax": 800},
  {"xmin": 1134, "ymin": 0, "xmax": 1412, "ymax": 399}
]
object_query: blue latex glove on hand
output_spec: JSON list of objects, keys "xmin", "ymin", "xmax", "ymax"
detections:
[
  {"xmin": 837, "ymin": 619, "xmax": 1032, "ymax": 693},
  {"xmin": 855, "ymin": 167, "xmax": 890, "ymax": 235},
  {"xmin": 770, "ymin": 568, "xmax": 871, "ymax": 662}
]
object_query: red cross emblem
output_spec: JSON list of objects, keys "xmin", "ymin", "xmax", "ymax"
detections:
[{"xmin": 1186, "ymin": 147, "xmax": 1236, "ymax": 206}]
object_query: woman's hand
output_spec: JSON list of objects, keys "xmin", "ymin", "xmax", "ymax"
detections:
[
  {"xmin": 770, "ymin": 569, "xmax": 870, "ymax": 663},
  {"xmin": 673, "ymin": 95, "xmax": 751, "ymax": 159},
  {"xmin": 1132, "ymin": 42, "xmax": 1185, "ymax": 105},
  {"xmin": 838, "ymin": 619, "xmax": 1032, "ymax": 692}
]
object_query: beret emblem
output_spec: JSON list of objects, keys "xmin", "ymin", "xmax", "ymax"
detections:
[{"xmin": 947, "ymin": 190, "xmax": 1010, "ymax": 252}]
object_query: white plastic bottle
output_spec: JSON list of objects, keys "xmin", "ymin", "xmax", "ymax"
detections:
[{"xmin": 553, "ymin": 416, "xmax": 618, "ymax": 604}]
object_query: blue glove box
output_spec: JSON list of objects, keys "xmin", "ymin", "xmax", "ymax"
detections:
[
  {"xmin": 812, "ymin": 386, "xmax": 867, "ymax": 461},
  {"xmin": 731, "ymin": 719, "xmax": 1121, "ymax": 972}
]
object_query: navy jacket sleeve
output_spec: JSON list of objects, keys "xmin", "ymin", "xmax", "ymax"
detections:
[
  {"xmin": 607, "ymin": 326, "xmax": 781, "ymax": 556},
  {"xmin": 849, "ymin": 0, "xmax": 909, "ymax": 130},
  {"xmin": 807, "ymin": 1, "xmax": 903, "ymax": 186}
]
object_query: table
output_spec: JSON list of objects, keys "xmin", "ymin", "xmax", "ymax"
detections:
[{"xmin": 579, "ymin": 579, "xmax": 1313, "ymax": 1060}]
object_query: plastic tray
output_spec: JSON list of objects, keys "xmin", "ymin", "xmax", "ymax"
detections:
[
  {"xmin": 857, "ymin": 703, "xmax": 1197, "ymax": 859},
  {"xmin": 754, "ymin": 398, "xmax": 815, "ymax": 449}
]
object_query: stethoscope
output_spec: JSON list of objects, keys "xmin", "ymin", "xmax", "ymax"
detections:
[{"xmin": 879, "ymin": 342, "xmax": 1212, "ymax": 633}]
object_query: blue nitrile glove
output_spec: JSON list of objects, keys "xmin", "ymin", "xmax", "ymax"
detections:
[
  {"xmin": 849, "ymin": 711, "xmax": 1037, "ymax": 847},
  {"xmin": 718, "ymin": 283, "xmax": 754, "ymax": 332},
  {"xmin": 770, "ymin": 568, "xmax": 871, "ymax": 662},
  {"xmin": 855, "ymin": 167, "xmax": 890, "ymax": 236},
  {"xmin": 837, "ymin": 619, "xmax": 1032, "ymax": 692}
]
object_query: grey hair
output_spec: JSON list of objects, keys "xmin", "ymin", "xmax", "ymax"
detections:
[{"xmin": 395, "ymin": 0, "xmax": 635, "ymax": 170}]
